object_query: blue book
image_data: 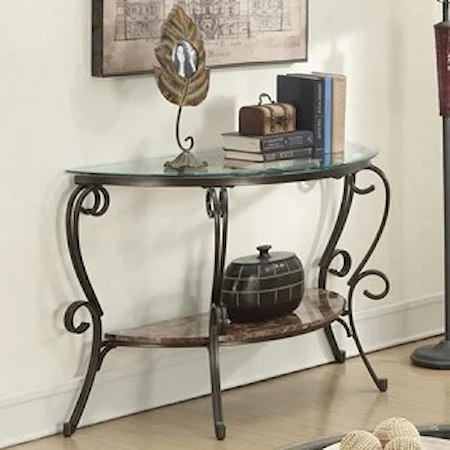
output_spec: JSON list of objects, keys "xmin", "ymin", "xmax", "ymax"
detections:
[{"xmin": 322, "ymin": 75, "xmax": 333, "ymax": 154}]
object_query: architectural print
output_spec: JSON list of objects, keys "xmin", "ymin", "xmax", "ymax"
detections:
[{"xmin": 93, "ymin": 0, "xmax": 308, "ymax": 76}]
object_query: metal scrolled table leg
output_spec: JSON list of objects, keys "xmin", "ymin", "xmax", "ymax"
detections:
[
  {"xmin": 319, "ymin": 166, "xmax": 391, "ymax": 391},
  {"xmin": 208, "ymin": 304, "xmax": 226, "ymax": 440},
  {"xmin": 346, "ymin": 165, "xmax": 390, "ymax": 391},
  {"xmin": 205, "ymin": 187, "xmax": 229, "ymax": 440},
  {"xmin": 319, "ymin": 174, "xmax": 354, "ymax": 363},
  {"xmin": 63, "ymin": 185, "xmax": 116, "ymax": 437}
]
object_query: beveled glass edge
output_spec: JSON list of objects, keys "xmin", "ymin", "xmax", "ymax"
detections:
[
  {"xmin": 71, "ymin": 160, "xmax": 370, "ymax": 187},
  {"xmin": 66, "ymin": 144, "xmax": 379, "ymax": 181}
]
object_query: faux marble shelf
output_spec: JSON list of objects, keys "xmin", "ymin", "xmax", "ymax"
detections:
[{"xmin": 105, "ymin": 289, "xmax": 345, "ymax": 348}]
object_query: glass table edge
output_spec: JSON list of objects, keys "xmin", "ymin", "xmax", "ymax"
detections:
[{"xmin": 66, "ymin": 145, "xmax": 379, "ymax": 186}]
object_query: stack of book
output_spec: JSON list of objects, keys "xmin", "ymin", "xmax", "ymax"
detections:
[
  {"xmin": 276, "ymin": 71, "xmax": 347, "ymax": 156},
  {"xmin": 221, "ymin": 70, "xmax": 346, "ymax": 168},
  {"xmin": 222, "ymin": 129, "xmax": 315, "ymax": 166}
]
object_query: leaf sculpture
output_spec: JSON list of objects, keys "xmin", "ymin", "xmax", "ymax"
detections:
[
  {"xmin": 154, "ymin": 6, "xmax": 210, "ymax": 107},
  {"xmin": 153, "ymin": 5, "xmax": 210, "ymax": 170}
]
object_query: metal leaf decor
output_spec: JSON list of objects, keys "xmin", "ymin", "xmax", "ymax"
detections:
[
  {"xmin": 154, "ymin": 6, "xmax": 210, "ymax": 107},
  {"xmin": 154, "ymin": 6, "xmax": 210, "ymax": 171}
]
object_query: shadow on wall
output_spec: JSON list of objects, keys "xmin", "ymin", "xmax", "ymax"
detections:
[
  {"xmin": 296, "ymin": 179, "xmax": 337, "ymax": 288},
  {"xmin": 196, "ymin": 95, "xmax": 236, "ymax": 149}
]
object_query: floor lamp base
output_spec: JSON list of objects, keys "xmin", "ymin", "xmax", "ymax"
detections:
[{"xmin": 410, "ymin": 339, "xmax": 450, "ymax": 369}]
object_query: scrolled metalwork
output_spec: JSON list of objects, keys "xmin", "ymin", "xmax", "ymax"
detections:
[
  {"xmin": 64, "ymin": 300, "xmax": 98, "ymax": 334},
  {"xmin": 327, "ymin": 249, "xmax": 352, "ymax": 278},
  {"xmin": 205, "ymin": 188, "xmax": 229, "ymax": 440},
  {"xmin": 205, "ymin": 187, "xmax": 229, "ymax": 318},
  {"xmin": 319, "ymin": 175, "xmax": 354, "ymax": 288},
  {"xmin": 205, "ymin": 187, "xmax": 219, "ymax": 218},
  {"xmin": 335, "ymin": 318, "xmax": 352, "ymax": 338},
  {"xmin": 344, "ymin": 168, "xmax": 390, "ymax": 392},
  {"xmin": 346, "ymin": 268, "xmax": 389, "ymax": 391},
  {"xmin": 66, "ymin": 185, "xmax": 110, "ymax": 315},
  {"xmin": 97, "ymin": 342, "xmax": 117, "ymax": 371},
  {"xmin": 319, "ymin": 164, "xmax": 390, "ymax": 391},
  {"xmin": 80, "ymin": 186, "xmax": 110, "ymax": 216},
  {"xmin": 350, "ymin": 270, "xmax": 390, "ymax": 301},
  {"xmin": 205, "ymin": 187, "xmax": 228, "ymax": 219},
  {"xmin": 63, "ymin": 184, "xmax": 115, "ymax": 437},
  {"xmin": 175, "ymin": 105, "xmax": 194, "ymax": 152},
  {"xmin": 63, "ymin": 298, "xmax": 103, "ymax": 437},
  {"xmin": 319, "ymin": 174, "xmax": 354, "ymax": 363},
  {"xmin": 350, "ymin": 175, "xmax": 375, "ymax": 195},
  {"xmin": 347, "ymin": 165, "xmax": 390, "ymax": 297},
  {"xmin": 320, "ymin": 165, "xmax": 390, "ymax": 299},
  {"xmin": 208, "ymin": 303, "xmax": 226, "ymax": 440}
]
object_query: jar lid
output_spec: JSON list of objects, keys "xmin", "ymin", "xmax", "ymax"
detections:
[{"xmin": 230, "ymin": 245, "xmax": 296, "ymax": 265}]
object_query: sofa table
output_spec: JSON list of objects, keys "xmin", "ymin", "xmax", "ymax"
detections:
[{"xmin": 62, "ymin": 144, "xmax": 390, "ymax": 440}]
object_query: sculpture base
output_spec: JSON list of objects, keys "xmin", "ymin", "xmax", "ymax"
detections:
[
  {"xmin": 410, "ymin": 339, "xmax": 450, "ymax": 369},
  {"xmin": 164, "ymin": 151, "xmax": 208, "ymax": 171}
]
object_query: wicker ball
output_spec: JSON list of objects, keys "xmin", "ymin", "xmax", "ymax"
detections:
[
  {"xmin": 384, "ymin": 437, "xmax": 423, "ymax": 450},
  {"xmin": 340, "ymin": 430, "xmax": 382, "ymax": 450},
  {"xmin": 373, "ymin": 418, "xmax": 420, "ymax": 448}
]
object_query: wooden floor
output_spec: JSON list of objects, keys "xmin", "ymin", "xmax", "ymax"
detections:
[{"xmin": 10, "ymin": 336, "xmax": 450, "ymax": 450}]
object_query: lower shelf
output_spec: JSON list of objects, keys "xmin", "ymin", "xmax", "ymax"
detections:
[{"xmin": 105, "ymin": 288, "xmax": 345, "ymax": 348}]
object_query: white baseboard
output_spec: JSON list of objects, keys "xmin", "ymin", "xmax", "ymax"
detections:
[{"xmin": 0, "ymin": 293, "xmax": 444, "ymax": 449}]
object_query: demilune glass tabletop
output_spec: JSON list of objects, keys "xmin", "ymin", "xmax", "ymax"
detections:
[{"xmin": 67, "ymin": 143, "xmax": 378, "ymax": 187}]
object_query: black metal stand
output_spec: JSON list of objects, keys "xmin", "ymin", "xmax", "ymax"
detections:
[
  {"xmin": 410, "ymin": 0, "xmax": 450, "ymax": 369},
  {"xmin": 164, "ymin": 106, "xmax": 207, "ymax": 170},
  {"xmin": 319, "ymin": 166, "xmax": 391, "ymax": 391}
]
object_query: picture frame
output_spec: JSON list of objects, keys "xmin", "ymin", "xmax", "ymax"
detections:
[{"xmin": 92, "ymin": 0, "xmax": 309, "ymax": 77}]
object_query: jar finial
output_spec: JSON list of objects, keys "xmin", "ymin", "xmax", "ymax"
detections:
[{"xmin": 257, "ymin": 245, "xmax": 272, "ymax": 258}]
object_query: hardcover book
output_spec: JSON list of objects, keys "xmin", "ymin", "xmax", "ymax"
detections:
[
  {"xmin": 313, "ymin": 72, "xmax": 346, "ymax": 153},
  {"xmin": 224, "ymin": 146, "xmax": 314, "ymax": 162},
  {"xmin": 276, "ymin": 74, "xmax": 324, "ymax": 155},
  {"xmin": 224, "ymin": 156, "xmax": 321, "ymax": 170},
  {"xmin": 221, "ymin": 130, "xmax": 314, "ymax": 153},
  {"xmin": 322, "ymin": 74, "xmax": 333, "ymax": 154}
]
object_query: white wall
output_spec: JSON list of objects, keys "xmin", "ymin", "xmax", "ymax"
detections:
[{"xmin": 0, "ymin": 0, "xmax": 445, "ymax": 447}]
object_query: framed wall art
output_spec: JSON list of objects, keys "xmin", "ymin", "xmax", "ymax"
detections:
[{"xmin": 92, "ymin": 0, "xmax": 309, "ymax": 77}]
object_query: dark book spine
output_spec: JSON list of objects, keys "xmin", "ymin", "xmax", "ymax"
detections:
[
  {"xmin": 313, "ymin": 79, "xmax": 324, "ymax": 155},
  {"xmin": 263, "ymin": 147, "xmax": 313, "ymax": 162},
  {"xmin": 276, "ymin": 75, "xmax": 324, "ymax": 156},
  {"xmin": 260, "ymin": 131, "xmax": 314, "ymax": 152}
]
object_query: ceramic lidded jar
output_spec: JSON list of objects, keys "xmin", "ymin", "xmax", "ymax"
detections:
[{"xmin": 221, "ymin": 245, "xmax": 305, "ymax": 323}]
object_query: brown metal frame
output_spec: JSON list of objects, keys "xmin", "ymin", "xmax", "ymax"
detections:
[{"xmin": 62, "ymin": 157, "xmax": 390, "ymax": 440}]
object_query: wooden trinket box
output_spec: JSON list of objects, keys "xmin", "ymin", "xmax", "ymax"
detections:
[{"xmin": 239, "ymin": 93, "xmax": 296, "ymax": 136}]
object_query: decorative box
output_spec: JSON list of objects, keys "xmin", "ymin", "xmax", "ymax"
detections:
[
  {"xmin": 221, "ymin": 245, "xmax": 305, "ymax": 323},
  {"xmin": 238, "ymin": 93, "xmax": 296, "ymax": 136}
]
